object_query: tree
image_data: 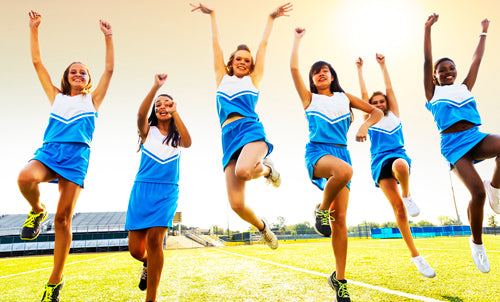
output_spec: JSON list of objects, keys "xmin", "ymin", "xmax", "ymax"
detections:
[
  {"xmin": 416, "ymin": 220, "xmax": 436, "ymax": 227},
  {"xmin": 277, "ymin": 216, "xmax": 286, "ymax": 233},
  {"xmin": 381, "ymin": 222, "xmax": 398, "ymax": 228},
  {"xmin": 487, "ymin": 214, "xmax": 498, "ymax": 235},
  {"xmin": 438, "ymin": 215, "xmax": 458, "ymax": 226}
]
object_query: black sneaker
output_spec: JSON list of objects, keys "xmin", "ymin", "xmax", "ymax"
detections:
[
  {"xmin": 314, "ymin": 204, "xmax": 332, "ymax": 237},
  {"xmin": 41, "ymin": 276, "xmax": 64, "ymax": 302},
  {"xmin": 138, "ymin": 262, "xmax": 147, "ymax": 291},
  {"xmin": 327, "ymin": 271, "xmax": 350, "ymax": 302},
  {"xmin": 21, "ymin": 207, "xmax": 48, "ymax": 240}
]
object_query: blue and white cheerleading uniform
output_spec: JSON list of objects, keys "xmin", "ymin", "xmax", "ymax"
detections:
[
  {"xmin": 217, "ymin": 75, "xmax": 273, "ymax": 170},
  {"xmin": 304, "ymin": 93, "xmax": 352, "ymax": 190},
  {"xmin": 32, "ymin": 93, "xmax": 97, "ymax": 187},
  {"xmin": 125, "ymin": 126, "xmax": 181, "ymax": 230},
  {"xmin": 368, "ymin": 111, "xmax": 411, "ymax": 187},
  {"xmin": 425, "ymin": 84, "xmax": 487, "ymax": 165}
]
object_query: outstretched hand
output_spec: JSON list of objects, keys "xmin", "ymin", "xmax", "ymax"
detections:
[
  {"xmin": 154, "ymin": 74, "xmax": 168, "ymax": 88},
  {"xmin": 356, "ymin": 57, "xmax": 363, "ymax": 68},
  {"xmin": 190, "ymin": 3, "xmax": 213, "ymax": 14},
  {"xmin": 375, "ymin": 53, "xmax": 385, "ymax": 65},
  {"xmin": 270, "ymin": 2, "xmax": 293, "ymax": 19},
  {"xmin": 28, "ymin": 10, "xmax": 41, "ymax": 28},
  {"xmin": 481, "ymin": 18, "xmax": 490, "ymax": 33},
  {"xmin": 99, "ymin": 20, "xmax": 112, "ymax": 35},
  {"xmin": 294, "ymin": 27, "xmax": 305, "ymax": 38},
  {"xmin": 425, "ymin": 13, "xmax": 439, "ymax": 28}
]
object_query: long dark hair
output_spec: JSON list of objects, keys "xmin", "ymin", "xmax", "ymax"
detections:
[
  {"xmin": 138, "ymin": 94, "xmax": 181, "ymax": 151},
  {"xmin": 308, "ymin": 61, "xmax": 344, "ymax": 94}
]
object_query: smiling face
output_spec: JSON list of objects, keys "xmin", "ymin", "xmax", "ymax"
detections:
[
  {"xmin": 434, "ymin": 59, "xmax": 457, "ymax": 86},
  {"xmin": 369, "ymin": 93, "xmax": 389, "ymax": 115},
  {"xmin": 312, "ymin": 65, "xmax": 333, "ymax": 92},
  {"xmin": 230, "ymin": 50, "xmax": 253, "ymax": 77},
  {"xmin": 61, "ymin": 62, "xmax": 92, "ymax": 95}
]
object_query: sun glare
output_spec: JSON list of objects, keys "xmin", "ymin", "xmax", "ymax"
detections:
[{"xmin": 332, "ymin": 0, "xmax": 424, "ymax": 58}]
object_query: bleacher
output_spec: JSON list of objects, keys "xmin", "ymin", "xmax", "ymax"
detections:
[{"xmin": 371, "ymin": 225, "xmax": 472, "ymax": 239}]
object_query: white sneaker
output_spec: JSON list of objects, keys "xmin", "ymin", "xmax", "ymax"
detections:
[
  {"xmin": 483, "ymin": 180, "xmax": 500, "ymax": 214},
  {"xmin": 263, "ymin": 158, "xmax": 281, "ymax": 188},
  {"xmin": 402, "ymin": 196, "xmax": 420, "ymax": 217},
  {"xmin": 411, "ymin": 256, "xmax": 436, "ymax": 278},
  {"xmin": 469, "ymin": 237, "xmax": 490, "ymax": 273},
  {"xmin": 259, "ymin": 218, "xmax": 278, "ymax": 249}
]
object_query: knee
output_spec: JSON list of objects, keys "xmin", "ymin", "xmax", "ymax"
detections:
[
  {"xmin": 331, "ymin": 167, "xmax": 353, "ymax": 185},
  {"xmin": 17, "ymin": 170, "xmax": 36, "ymax": 189},
  {"xmin": 230, "ymin": 202, "xmax": 245, "ymax": 214},
  {"xmin": 394, "ymin": 202, "xmax": 408, "ymax": 219},
  {"xmin": 235, "ymin": 166, "xmax": 252, "ymax": 181},
  {"xmin": 392, "ymin": 159, "xmax": 409, "ymax": 175},
  {"xmin": 147, "ymin": 236, "xmax": 165, "ymax": 252},
  {"xmin": 332, "ymin": 211, "xmax": 347, "ymax": 226},
  {"xmin": 53, "ymin": 214, "xmax": 71, "ymax": 231},
  {"xmin": 129, "ymin": 245, "xmax": 146, "ymax": 260},
  {"xmin": 470, "ymin": 187, "xmax": 486, "ymax": 206}
]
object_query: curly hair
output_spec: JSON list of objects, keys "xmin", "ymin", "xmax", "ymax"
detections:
[{"xmin": 226, "ymin": 44, "xmax": 255, "ymax": 76}]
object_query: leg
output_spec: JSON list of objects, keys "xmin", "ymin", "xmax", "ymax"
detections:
[
  {"xmin": 17, "ymin": 160, "xmax": 57, "ymax": 213},
  {"xmin": 145, "ymin": 227, "xmax": 168, "ymax": 302},
  {"xmin": 225, "ymin": 161, "xmax": 264, "ymax": 230},
  {"xmin": 128, "ymin": 229, "xmax": 148, "ymax": 262},
  {"xmin": 314, "ymin": 155, "xmax": 353, "ymax": 210},
  {"xmin": 330, "ymin": 187, "xmax": 349, "ymax": 280},
  {"xmin": 468, "ymin": 134, "xmax": 500, "ymax": 188},
  {"xmin": 48, "ymin": 178, "xmax": 82, "ymax": 284},
  {"xmin": 379, "ymin": 179, "xmax": 419, "ymax": 257},
  {"xmin": 391, "ymin": 158, "xmax": 410, "ymax": 198},
  {"xmin": 234, "ymin": 141, "xmax": 270, "ymax": 181},
  {"xmin": 452, "ymin": 157, "xmax": 485, "ymax": 244}
]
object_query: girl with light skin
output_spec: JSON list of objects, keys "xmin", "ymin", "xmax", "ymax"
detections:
[
  {"xmin": 17, "ymin": 10, "xmax": 113, "ymax": 301},
  {"xmin": 424, "ymin": 13, "xmax": 498, "ymax": 273},
  {"xmin": 190, "ymin": 2, "xmax": 292, "ymax": 249},
  {"xmin": 126, "ymin": 74, "xmax": 192, "ymax": 302},
  {"xmin": 291, "ymin": 27, "xmax": 383, "ymax": 301},
  {"xmin": 356, "ymin": 54, "xmax": 435, "ymax": 278}
]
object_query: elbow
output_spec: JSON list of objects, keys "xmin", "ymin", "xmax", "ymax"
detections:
[{"xmin": 182, "ymin": 138, "xmax": 192, "ymax": 148}]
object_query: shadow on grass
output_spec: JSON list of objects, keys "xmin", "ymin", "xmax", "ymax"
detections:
[{"xmin": 441, "ymin": 296, "xmax": 463, "ymax": 302}]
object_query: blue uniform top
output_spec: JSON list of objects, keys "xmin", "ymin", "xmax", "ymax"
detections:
[
  {"xmin": 425, "ymin": 84, "xmax": 482, "ymax": 132},
  {"xmin": 216, "ymin": 75, "xmax": 260, "ymax": 125},
  {"xmin": 305, "ymin": 93, "xmax": 351, "ymax": 145},
  {"xmin": 368, "ymin": 111, "xmax": 405, "ymax": 154},
  {"xmin": 43, "ymin": 93, "xmax": 97, "ymax": 146},
  {"xmin": 135, "ymin": 126, "xmax": 180, "ymax": 184}
]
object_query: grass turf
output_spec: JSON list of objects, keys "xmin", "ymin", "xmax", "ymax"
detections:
[{"xmin": 0, "ymin": 235, "xmax": 498, "ymax": 301}]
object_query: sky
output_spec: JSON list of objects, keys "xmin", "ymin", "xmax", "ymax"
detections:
[{"xmin": 1, "ymin": 0, "xmax": 500, "ymax": 232}]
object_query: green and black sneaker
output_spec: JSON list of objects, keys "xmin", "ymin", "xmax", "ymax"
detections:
[
  {"xmin": 328, "ymin": 271, "xmax": 351, "ymax": 302},
  {"xmin": 41, "ymin": 276, "xmax": 64, "ymax": 302},
  {"xmin": 138, "ymin": 262, "xmax": 147, "ymax": 291},
  {"xmin": 21, "ymin": 207, "xmax": 48, "ymax": 240}
]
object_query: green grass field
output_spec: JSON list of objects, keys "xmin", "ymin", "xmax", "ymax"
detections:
[{"xmin": 1, "ymin": 236, "xmax": 498, "ymax": 301}]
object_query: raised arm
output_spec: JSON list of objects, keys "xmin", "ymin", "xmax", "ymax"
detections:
[
  {"xmin": 169, "ymin": 103, "xmax": 192, "ymax": 148},
  {"xmin": 137, "ymin": 74, "xmax": 167, "ymax": 142},
  {"xmin": 190, "ymin": 3, "xmax": 226, "ymax": 86},
  {"xmin": 252, "ymin": 2, "xmax": 293, "ymax": 86},
  {"xmin": 290, "ymin": 27, "xmax": 312, "ymax": 109},
  {"xmin": 91, "ymin": 20, "xmax": 114, "ymax": 111},
  {"xmin": 355, "ymin": 57, "xmax": 369, "ymax": 102},
  {"xmin": 462, "ymin": 19, "xmax": 490, "ymax": 91},
  {"xmin": 29, "ymin": 11, "xmax": 59, "ymax": 104},
  {"xmin": 424, "ymin": 13, "xmax": 438, "ymax": 101},
  {"xmin": 376, "ymin": 54, "xmax": 399, "ymax": 117},
  {"xmin": 346, "ymin": 93, "xmax": 383, "ymax": 142}
]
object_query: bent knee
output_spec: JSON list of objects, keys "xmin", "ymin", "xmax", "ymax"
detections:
[
  {"xmin": 234, "ymin": 166, "xmax": 253, "ymax": 181},
  {"xmin": 392, "ymin": 159, "xmax": 409, "ymax": 174}
]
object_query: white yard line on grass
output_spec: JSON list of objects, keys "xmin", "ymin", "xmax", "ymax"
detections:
[
  {"xmin": 217, "ymin": 249, "xmax": 446, "ymax": 302},
  {"xmin": 0, "ymin": 253, "xmax": 119, "ymax": 279}
]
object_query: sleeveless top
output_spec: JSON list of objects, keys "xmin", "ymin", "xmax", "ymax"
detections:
[
  {"xmin": 305, "ymin": 93, "xmax": 351, "ymax": 145},
  {"xmin": 368, "ymin": 111, "xmax": 405, "ymax": 154},
  {"xmin": 216, "ymin": 75, "xmax": 259, "ymax": 126},
  {"xmin": 135, "ymin": 126, "xmax": 180, "ymax": 184},
  {"xmin": 425, "ymin": 84, "xmax": 481, "ymax": 132},
  {"xmin": 43, "ymin": 93, "xmax": 97, "ymax": 146}
]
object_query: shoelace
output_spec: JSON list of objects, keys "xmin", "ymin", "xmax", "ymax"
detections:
[
  {"xmin": 337, "ymin": 282, "xmax": 350, "ymax": 298},
  {"xmin": 23, "ymin": 213, "xmax": 39, "ymax": 228},
  {"xmin": 140, "ymin": 267, "xmax": 147, "ymax": 280},
  {"xmin": 317, "ymin": 210, "xmax": 335, "ymax": 225},
  {"xmin": 260, "ymin": 229, "xmax": 274, "ymax": 242},
  {"xmin": 477, "ymin": 251, "xmax": 487, "ymax": 265},
  {"xmin": 42, "ymin": 286, "xmax": 55, "ymax": 302}
]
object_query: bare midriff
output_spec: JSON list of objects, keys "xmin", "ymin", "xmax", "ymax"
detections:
[
  {"xmin": 222, "ymin": 113, "xmax": 246, "ymax": 128},
  {"xmin": 441, "ymin": 120, "xmax": 476, "ymax": 134}
]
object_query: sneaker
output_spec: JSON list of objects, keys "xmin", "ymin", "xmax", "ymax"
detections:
[
  {"xmin": 263, "ymin": 158, "xmax": 281, "ymax": 188},
  {"xmin": 21, "ymin": 206, "xmax": 48, "ymax": 240},
  {"xmin": 138, "ymin": 262, "xmax": 147, "ymax": 291},
  {"xmin": 41, "ymin": 276, "xmax": 64, "ymax": 302},
  {"xmin": 402, "ymin": 196, "xmax": 420, "ymax": 217},
  {"xmin": 259, "ymin": 218, "xmax": 278, "ymax": 249},
  {"xmin": 314, "ymin": 204, "xmax": 332, "ymax": 237},
  {"xmin": 327, "ymin": 271, "xmax": 351, "ymax": 302},
  {"xmin": 411, "ymin": 256, "xmax": 436, "ymax": 278},
  {"xmin": 469, "ymin": 237, "xmax": 490, "ymax": 273},
  {"xmin": 484, "ymin": 180, "xmax": 500, "ymax": 214}
]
